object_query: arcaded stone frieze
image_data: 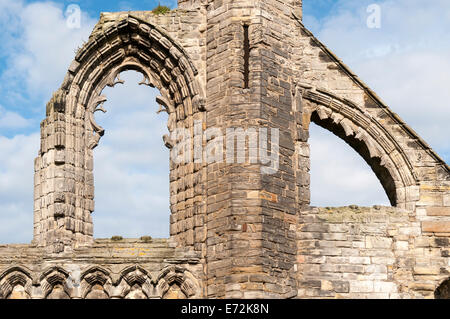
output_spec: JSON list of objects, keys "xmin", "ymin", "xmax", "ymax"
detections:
[{"xmin": 0, "ymin": 239, "xmax": 203, "ymax": 299}]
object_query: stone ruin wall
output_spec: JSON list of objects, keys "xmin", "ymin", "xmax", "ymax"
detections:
[
  {"xmin": 0, "ymin": 239, "xmax": 203, "ymax": 299},
  {"xmin": 298, "ymin": 206, "xmax": 449, "ymax": 298},
  {"xmin": 0, "ymin": 0, "xmax": 449, "ymax": 299},
  {"xmin": 1, "ymin": 204, "xmax": 448, "ymax": 299}
]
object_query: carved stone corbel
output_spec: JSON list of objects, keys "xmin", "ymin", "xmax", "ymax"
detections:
[
  {"xmin": 163, "ymin": 134, "xmax": 174, "ymax": 149},
  {"xmin": 87, "ymin": 95, "xmax": 108, "ymax": 149}
]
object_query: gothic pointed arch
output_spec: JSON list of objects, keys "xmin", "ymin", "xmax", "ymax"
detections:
[
  {"xmin": 119, "ymin": 265, "xmax": 153, "ymax": 298},
  {"xmin": 292, "ymin": 15, "xmax": 449, "ymax": 214},
  {"xmin": 0, "ymin": 267, "xmax": 33, "ymax": 299},
  {"xmin": 34, "ymin": 13, "xmax": 206, "ymax": 251},
  {"xmin": 40, "ymin": 267, "xmax": 71, "ymax": 299},
  {"xmin": 53, "ymin": 13, "xmax": 206, "ymax": 144},
  {"xmin": 300, "ymin": 87, "xmax": 421, "ymax": 208},
  {"xmin": 80, "ymin": 266, "xmax": 113, "ymax": 299},
  {"xmin": 156, "ymin": 265, "xmax": 198, "ymax": 299}
]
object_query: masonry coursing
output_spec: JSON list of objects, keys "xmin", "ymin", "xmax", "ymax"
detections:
[{"xmin": 0, "ymin": 0, "xmax": 448, "ymax": 299}]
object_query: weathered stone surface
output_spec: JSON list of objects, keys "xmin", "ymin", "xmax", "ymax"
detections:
[
  {"xmin": 0, "ymin": 239, "xmax": 202, "ymax": 299},
  {"xmin": 422, "ymin": 221, "xmax": 450, "ymax": 233},
  {"xmin": 1, "ymin": 0, "xmax": 449, "ymax": 299},
  {"xmin": 297, "ymin": 207, "xmax": 449, "ymax": 299},
  {"xmin": 427, "ymin": 207, "xmax": 450, "ymax": 216}
]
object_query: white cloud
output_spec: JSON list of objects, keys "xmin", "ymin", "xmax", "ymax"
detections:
[
  {"xmin": 93, "ymin": 71, "xmax": 171, "ymax": 238},
  {"xmin": 304, "ymin": 0, "xmax": 450, "ymax": 155},
  {"xmin": 0, "ymin": 133, "xmax": 39, "ymax": 243},
  {"xmin": 0, "ymin": 1, "xmax": 96, "ymax": 106},
  {"xmin": 0, "ymin": 106, "xmax": 32, "ymax": 129},
  {"xmin": 0, "ymin": 0, "xmax": 98, "ymax": 243}
]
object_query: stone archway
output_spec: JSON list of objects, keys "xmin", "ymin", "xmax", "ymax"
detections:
[
  {"xmin": 156, "ymin": 265, "xmax": 198, "ymax": 299},
  {"xmin": 0, "ymin": 267, "xmax": 33, "ymax": 299},
  {"xmin": 40, "ymin": 267, "xmax": 71, "ymax": 299},
  {"xmin": 300, "ymin": 87, "xmax": 419, "ymax": 208},
  {"xmin": 80, "ymin": 266, "xmax": 112, "ymax": 299},
  {"xmin": 33, "ymin": 14, "xmax": 206, "ymax": 252}
]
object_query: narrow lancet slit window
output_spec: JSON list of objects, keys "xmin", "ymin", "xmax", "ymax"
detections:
[{"xmin": 243, "ymin": 24, "xmax": 250, "ymax": 89}]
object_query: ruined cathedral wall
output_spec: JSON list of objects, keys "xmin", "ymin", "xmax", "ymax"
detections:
[
  {"xmin": 292, "ymin": 21, "xmax": 450, "ymax": 225},
  {"xmin": 33, "ymin": 10, "xmax": 208, "ymax": 254},
  {"xmin": 296, "ymin": 206, "xmax": 449, "ymax": 298},
  {"xmin": 4, "ymin": 1, "xmax": 449, "ymax": 300},
  {"xmin": 292, "ymin": 20, "xmax": 449, "ymax": 299},
  {"xmin": 0, "ymin": 239, "xmax": 204, "ymax": 299}
]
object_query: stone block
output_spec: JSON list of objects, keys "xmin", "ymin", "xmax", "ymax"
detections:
[
  {"xmin": 419, "ymin": 192, "xmax": 443, "ymax": 206},
  {"xmin": 394, "ymin": 241, "xmax": 409, "ymax": 251},
  {"xmin": 374, "ymin": 282, "xmax": 397, "ymax": 293},
  {"xmin": 444, "ymin": 194, "xmax": 450, "ymax": 207},
  {"xmin": 365, "ymin": 236, "xmax": 392, "ymax": 249},
  {"xmin": 426, "ymin": 207, "xmax": 450, "ymax": 216},
  {"xmin": 350, "ymin": 280, "xmax": 374, "ymax": 293},
  {"xmin": 409, "ymin": 282, "xmax": 436, "ymax": 291},
  {"xmin": 348, "ymin": 256, "xmax": 371, "ymax": 265},
  {"xmin": 422, "ymin": 221, "xmax": 450, "ymax": 233},
  {"xmin": 413, "ymin": 266, "xmax": 440, "ymax": 275},
  {"xmin": 405, "ymin": 186, "xmax": 420, "ymax": 202},
  {"xmin": 398, "ymin": 227, "xmax": 421, "ymax": 236},
  {"xmin": 332, "ymin": 281, "xmax": 349, "ymax": 293},
  {"xmin": 338, "ymin": 265, "xmax": 364, "ymax": 273},
  {"xmin": 414, "ymin": 237, "xmax": 432, "ymax": 247}
]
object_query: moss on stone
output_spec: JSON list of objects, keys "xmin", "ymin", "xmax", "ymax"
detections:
[
  {"xmin": 140, "ymin": 236, "xmax": 153, "ymax": 243},
  {"xmin": 152, "ymin": 4, "xmax": 171, "ymax": 15}
]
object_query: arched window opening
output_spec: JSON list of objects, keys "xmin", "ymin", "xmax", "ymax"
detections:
[
  {"xmin": 125, "ymin": 284, "xmax": 147, "ymax": 299},
  {"xmin": 162, "ymin": 284, "xmax": 187, "ymax": 299},
  {"xmin": 435, "ymin": 278, "xmax": 450, "ymax": 299},
  {"xmin": 46, "ymin": 284, "xmax": 70, "ymax": 299},
  {"xmin": 7, "ymin": 285, "xmax": 30, "ymax": 299},
  {"xmin": 309, "ymin": 119, "xmax": 392, "ymax": 207},
  {"xmin": 85, "ymin": 284, "xmax": 108, "ymax": 299},
  {"xmin": 93, "ymin": 71, "xmax": 170, "ymax": 239}
]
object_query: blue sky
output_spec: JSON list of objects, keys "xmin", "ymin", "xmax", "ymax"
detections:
[
  {"xmin": 0, "ymin": 0, "xmax": 448, "ymax": 243},
  {"xmin": 0, "ymin": 0, "xmax": 176, "ymax": 138},
  {"xmin": 26, "ymin": 0, "xmax": 179, "ymax": 16},
  {"xmin": 303, "ymin": 0, "xmax": 339, "ymax": 21}
]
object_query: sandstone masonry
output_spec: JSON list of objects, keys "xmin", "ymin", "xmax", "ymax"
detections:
[{"xmin": 0, "ymin": 0, "xmax": 449, "ymax": 299}]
